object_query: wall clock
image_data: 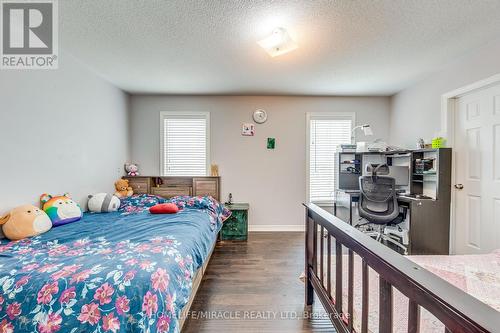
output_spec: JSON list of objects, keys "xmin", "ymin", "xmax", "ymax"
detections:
[{"xmin": 253, "ymin": 109, "xmax": 268, "ymax": 124}]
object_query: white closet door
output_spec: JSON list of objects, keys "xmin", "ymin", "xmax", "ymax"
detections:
[{"xmin": 454, "ymin": 83, "xmax": 500, "ymax": 254}]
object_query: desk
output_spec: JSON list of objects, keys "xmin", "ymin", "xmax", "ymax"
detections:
[{"xmin": 333, "ymin": 189, "xmax": 449, "ymax": 254}]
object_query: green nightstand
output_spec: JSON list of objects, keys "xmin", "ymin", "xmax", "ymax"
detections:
[{"xmin": 221, "ymin": 203, "xmax": 249, "ymax": 241}]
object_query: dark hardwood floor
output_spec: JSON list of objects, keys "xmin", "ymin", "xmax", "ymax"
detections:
[{"xmin": 183, "ymin": 232, "xmax": 335, "ymax": 332}]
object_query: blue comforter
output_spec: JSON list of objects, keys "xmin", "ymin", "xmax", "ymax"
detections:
[{"xmin": 0, "ymin": 209, "xmax": 220, "ymax": 333}]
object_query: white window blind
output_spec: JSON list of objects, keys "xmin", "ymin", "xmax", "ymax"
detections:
[
  {"xmin": 309, "ymin": 116, "xmax": 352, "ymax": 203},
  {"xmin": 161, "ymin": 112, "xmax": 209, "ymax": 176}
]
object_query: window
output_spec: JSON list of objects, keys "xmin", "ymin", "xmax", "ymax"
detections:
[
  {"xmin": 307, "ymin": 113, "xmax": 353, "ymax": 203},
  {"xmin": 160, "ymin": 112, "xmax": 210, "ymax": 176}
]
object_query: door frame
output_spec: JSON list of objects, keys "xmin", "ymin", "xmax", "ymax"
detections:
[{"xmin": 441, "ymin": 73, "xmax": 500, "ymax": 253}]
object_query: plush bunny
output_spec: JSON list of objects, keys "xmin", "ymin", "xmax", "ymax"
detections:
[{"xmin": 0, "ymin": 205, "xmax": 52, "ymax": 240}]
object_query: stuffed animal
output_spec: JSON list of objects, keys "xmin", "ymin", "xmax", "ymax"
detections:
[
  {"xmin": 114, "ymin": 179, "xmax": 133, "ymax": 198},
  {"xmin": 88, "ymin": 193, "xmax": 120, "ymax": 213},
  {"xmin": 0, "ymin": 205, "xmax": 52, "ymax": 240},
  {"xmin": 125, "ymin": 163, "xmax": 140, "ymax": 176},
  {"xmin": 40, "ymin": 193, "xmax": 83, "ymax": 227}
]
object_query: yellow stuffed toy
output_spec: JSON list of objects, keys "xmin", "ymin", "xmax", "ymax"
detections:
[
  {"xmin": 0, "ymin": 205, "xmax": 52, "ymax": 240},
  {"xmin": 114, "ymin": 179, "xmax": 133, "ymax": 198}
]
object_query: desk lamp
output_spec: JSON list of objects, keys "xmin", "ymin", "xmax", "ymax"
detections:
[{"xmin": 351, "ymin": 124, "xmax": 373, "ymax": 143}]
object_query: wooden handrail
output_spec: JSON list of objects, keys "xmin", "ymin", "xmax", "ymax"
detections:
[{"xmin": 304, "ymin": 203, "xmax": 500, "ymax": 333}]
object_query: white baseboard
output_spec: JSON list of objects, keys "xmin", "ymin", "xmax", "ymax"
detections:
[{"xmin": 248, "ymin": 225, "xmax": 305, "ymax": 232}]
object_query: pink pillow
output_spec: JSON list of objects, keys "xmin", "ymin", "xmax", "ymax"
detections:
[{"xmin": 149, "ymin": 203, "xmax": 179, "ymax": 214}]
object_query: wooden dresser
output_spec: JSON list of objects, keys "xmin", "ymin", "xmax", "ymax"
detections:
[{"xmin": 122, "ymin": 176, "xmax": 220, "ymax": 201}]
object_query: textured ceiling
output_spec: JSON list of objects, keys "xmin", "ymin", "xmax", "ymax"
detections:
[{"xmin": 60, "ymin": 0, "xmax": 500, "ymax": 95}]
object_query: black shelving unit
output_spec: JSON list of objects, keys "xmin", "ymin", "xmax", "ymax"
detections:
[{"xmin": 336, "ymin": 152, "xmax": 363, "ymax": 190}]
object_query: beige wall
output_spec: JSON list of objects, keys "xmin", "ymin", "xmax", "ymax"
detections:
[
  {"xmin": 0, "ymin": 51, "xmax": 130, "ymax": 214},
  {"xmin": 390, "ymin": 38, "xmax": 500, "ymax": 148},
  {"xmin": 130, "ymin": 95, "xmax": 390, "ymax": 229}
]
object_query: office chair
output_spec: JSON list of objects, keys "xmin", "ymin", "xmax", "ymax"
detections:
[{"xmin": 357, "ymin": 164, "xmax": 408, "ymax": 254}]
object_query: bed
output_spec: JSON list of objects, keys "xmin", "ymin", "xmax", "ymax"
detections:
[
  {"xmin": 304, "ymin": 203, "xmax": 500, "ymax": 333},
  {"xmin": 0, "ymin": 196, "xmax": 228, "ymax": 333}
]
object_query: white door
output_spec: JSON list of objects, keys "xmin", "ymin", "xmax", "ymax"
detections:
[{"xmin": 454, "ymin": 83, "xmax": 500, "ymax": 254}]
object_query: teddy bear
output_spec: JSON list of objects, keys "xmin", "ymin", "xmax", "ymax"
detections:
[
  {"xmin": 124, "ymin": 163, "xmax": 139, "ymax": 176},
  {"xmin": 114, "ymin": 179, "xmax": 134, "ymax": 198},
  {"xmin": 0, "ymin": 205, "xmax": 52, "ymax": 240}
]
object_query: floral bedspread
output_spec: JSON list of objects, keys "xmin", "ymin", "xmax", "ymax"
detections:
[
  {"xmin": 0, "ymin": 206, "xmax": 223, "ymax": 333},
  {"xmin": 168, "ymin": 196, "xmax": 231, "ymax": 231},
  {"xmin": 117, "ymin": 195, "xmax": 231, "ymax": 232},
  {"xmin": 118, "ymin": 194, "xmax": 166, "ymax": 215}
]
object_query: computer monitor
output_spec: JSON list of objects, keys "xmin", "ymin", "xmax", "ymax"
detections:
[{"xmin": 388, "ymin": 166, "xmax": 409, "ymax": 186}]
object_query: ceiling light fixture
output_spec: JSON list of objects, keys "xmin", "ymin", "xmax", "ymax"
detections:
[{"xmin": 257, "ymin": 27, "xmax": 297, "ymax": 57}]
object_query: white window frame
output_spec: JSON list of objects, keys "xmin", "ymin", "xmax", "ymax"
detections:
[
  {"xmin": 306, "ymin": 112, "xmax": 355, "ymax": 205},
  {"xmin": 159, "ymin": 111, "xmax": 211, "ymax": 177}
]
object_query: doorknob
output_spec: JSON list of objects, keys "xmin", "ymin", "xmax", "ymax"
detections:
[{"xmin": 454, "ymin": 184, "xmax": 464, "ymax": 190}]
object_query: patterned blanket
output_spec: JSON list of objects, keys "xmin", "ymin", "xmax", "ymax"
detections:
[{"xmin": 0, "ymin": 204, "xmax": 225, "ymax": 333}]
